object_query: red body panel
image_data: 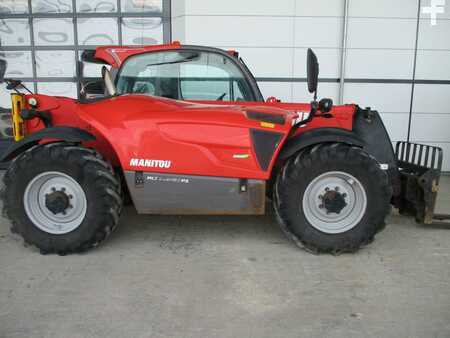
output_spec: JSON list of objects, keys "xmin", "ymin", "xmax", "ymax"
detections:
[
  {"xmin": 94, "ymin": 41, "xmax": 182, "ymax": 68},
  {"xmin": 195, "ymin": 100, "xmax": 356, "ymax": 134},
  {"xmin": 21, "ymin": 43, "xmax": 358, "ymax": 180},
  {"xmin": 73, "ymin": 95, "xmax": 295, "ymax": 180},
  {"xmin": 24, "ymin": 93, "xmax": 357, "ymax": 180}
]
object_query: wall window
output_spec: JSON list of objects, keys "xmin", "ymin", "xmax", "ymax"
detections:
[{"xmin": 0, "ymin": 0, "xmax": 171, "ymax": 108}]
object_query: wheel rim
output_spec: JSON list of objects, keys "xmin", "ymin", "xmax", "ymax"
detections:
[
  {"xmin": 302, "ymin": 171, "xmax": 367, "ymax": 234},
  {"xmin": 24, "ymin": 171, "xmax": 87, "ymax": 235}
]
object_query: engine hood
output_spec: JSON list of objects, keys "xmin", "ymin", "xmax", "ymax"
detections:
[{"xmin": 77, "ymin": 94, "xmax": 296, "ymax": 132}]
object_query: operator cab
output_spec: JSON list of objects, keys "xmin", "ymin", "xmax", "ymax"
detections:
[
  {"xmin": 115, "ymin": 48, "xmax": 259, "ymax": 101},
  {"xmin": 81, "ymin": 46, "xmax": 264, "ymax": 102}
]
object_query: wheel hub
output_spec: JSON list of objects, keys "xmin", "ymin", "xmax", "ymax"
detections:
[
  {"xmin": 321, "ymin": 188, "xmax": 347, "ymax": 214},
  {"xmin": 302, "ymin": 171, "xmax": 368, "ymax": 234},
  {"xmin": 24, "ymin": 171, "xmax": 87, "ymax": 235},
  {"xmin": 45, "ymin": 189, "xmax": 71, "ymax": 215}
]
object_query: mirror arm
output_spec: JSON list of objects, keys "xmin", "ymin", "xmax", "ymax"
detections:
[
  {"xmin": 5, "ymin": 79, "xmax": 33, "ymax": 94},
  {"xmin": 290, "ymin": 101, "xmax": 319, "ymax": 134}
]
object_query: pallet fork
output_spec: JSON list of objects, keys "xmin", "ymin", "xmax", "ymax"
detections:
[{"xmin": 394, "ymin": 142, "xmax": 450, "ymax": 226}]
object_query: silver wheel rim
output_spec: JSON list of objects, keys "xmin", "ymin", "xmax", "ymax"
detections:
[
  {"xmin": 24, "ymin": 171, "xmax": 87, "ymax": 235},
  {"xmin": 302, "ymin": 171, "xmax": 367, "ymax": 234}
]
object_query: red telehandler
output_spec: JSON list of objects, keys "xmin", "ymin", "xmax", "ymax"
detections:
[{"xmin": 0, "ymin": 43, "xmax": 447, "ymax": 255}]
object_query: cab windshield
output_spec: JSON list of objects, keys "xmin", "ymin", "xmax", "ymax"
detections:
[{"xmin": 115, "ymin": 50, "xmax": 255, "ymax": 101}]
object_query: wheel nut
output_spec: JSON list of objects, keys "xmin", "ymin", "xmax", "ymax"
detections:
[
  {"xmin": 68, "ymin": 204, "xmax": 73, "ymax": 209},
  {"xmin": 319, "ymin": 204, "xmax": 324, "ymax": 209},
  {"xmin": 68, "ymin": 194, "xmax": 73, "ymax": 199},
  {"xmin": 51, "ymin": 187, "xmax": 56, "ymax": 192},
  {"xmin": 325, "ymin": 187, "xmax": 330, "ymax": 191},
  {"xmin": 335, "ymin": 187, "xmax": 339, "ymax": 191},
  {"xmin": 319, "ymin": 195, "xmax": 323, "ymax": 200},
  {"xmin": 61, "ymin": 187, "xmax": 66, "ymax": 192},
  {"xmin": 342, "ymin": 193, "xmax": 347, "ymax": 198}
]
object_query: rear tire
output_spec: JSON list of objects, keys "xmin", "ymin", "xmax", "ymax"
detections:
[
  {"xmin": 274, "ymin": 143, "xmax": 392, "ymax": 254},
  {"xmin": 1, "ymin": 143, "xmax": 123, "ymax": 255}
]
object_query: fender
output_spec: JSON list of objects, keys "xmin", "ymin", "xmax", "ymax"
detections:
[
  {"xmin": 0, "ymin": 126, "xmax": 96, "ymax": 162},
  {"xmin": 353, "ymin": 107, "xmax": 401, "ymax": 196},
  {"xmin": 278, "ymin": 127, "xmax": 364, "ymax": 160}
]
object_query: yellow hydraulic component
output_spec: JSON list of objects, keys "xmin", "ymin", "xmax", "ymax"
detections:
[{"xmin": 11, "ymin": 93, "xmax": 26, "ymax": 141}]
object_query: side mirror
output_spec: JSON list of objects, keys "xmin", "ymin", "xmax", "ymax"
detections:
[
  {"xmin": 0, "ymin": 59, "xmax": 7, "ymax": 83},
  {"xmin": 306, "ymin": 48, "xmax": 319, "ymax": 100},
  {"xmin": 102, "ymin": 66, "xmax": 116, "ymax": 96}
]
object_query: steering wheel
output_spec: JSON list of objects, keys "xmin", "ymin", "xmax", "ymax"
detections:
[{"xmin": 216, "ymin": 93, "xmax": 227, "ymax": 101}]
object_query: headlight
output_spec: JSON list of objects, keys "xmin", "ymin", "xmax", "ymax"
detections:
[{"xmin": 28, "ymin": 97, "xmax": 38, "ymax": 107}]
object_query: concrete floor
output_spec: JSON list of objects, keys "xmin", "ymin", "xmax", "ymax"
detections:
[{"xmin": 0, "ymin": 175, "xmax": 449, "ymax": 338}]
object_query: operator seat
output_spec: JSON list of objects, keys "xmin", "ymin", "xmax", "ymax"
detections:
[{"xmin": 158, "ymin": 78, "xmax": 179, "ymax": 100}]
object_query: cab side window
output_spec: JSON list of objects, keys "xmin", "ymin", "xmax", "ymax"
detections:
[{"xmin": 116, "ymin": 50, "xmax": 254, "ymax": 101}]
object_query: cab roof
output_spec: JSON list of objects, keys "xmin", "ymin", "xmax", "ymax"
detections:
[
  {"xmin": 93, "ymin": 41, "xmax": 182, "ymax": 68},
  {"xmin": 82, "ymin": 42, "xmax": 239, "ymax": 68}
]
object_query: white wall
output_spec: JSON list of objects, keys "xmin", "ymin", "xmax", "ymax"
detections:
[{"xmin": 172, "ymin": 0, "xmax": 450, "ymax": 171}]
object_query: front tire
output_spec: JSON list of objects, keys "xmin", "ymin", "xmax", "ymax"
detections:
[
  {"xmin": 2, "ymin": 143, "xmax": 123, "ymax": 255},
  {"xmin": 274, "ymin": 143, "xmax": 392, "ymax": 254}
]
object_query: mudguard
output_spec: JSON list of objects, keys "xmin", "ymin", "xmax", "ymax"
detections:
[
  {"xmin": 0, "ymin": 126, "xmax": 95, "ymax": 162},
  {"xmin": 353, "ymin": 107, "xmax": 401, "ymax": 196},
  {"xmin": 278, "ymin": 127, "xmax": 364, "ymax": 160}
]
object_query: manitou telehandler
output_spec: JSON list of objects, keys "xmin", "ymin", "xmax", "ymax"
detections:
[{"xmin": 0, "ymin": 43, "xmax": 447, "ymax": 255}]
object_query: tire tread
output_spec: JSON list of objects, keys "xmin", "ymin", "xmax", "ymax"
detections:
[
  {"xmin": 1, "ymin": 143, "xmax": 123, "ymax": 255},
  {"xmin": 274, "ymin": 143, "xmax": 392, "ymax": 254}
]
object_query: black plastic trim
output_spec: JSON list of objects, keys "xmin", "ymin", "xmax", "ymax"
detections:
[
  {"xmin": 278, "ymin": 128, "xmax": 364, "ymax": 160},
  {"xmin": 247, "ymin": 111, "xmax": 286, "ymax": 125},
  {"xmin": 0, "ymin": 126, "xmax": 96, "ymax": 162},
  {"xmin": 80, "ymin": 50, "xmax": 107, "ymax": 64},
  {"xmin": 250, "ymin": 129, "xmax": 283, "ymax": 171},
  {"xmin": 353, "ymin": 107, "xmax": 401, "ymax": 196}
]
